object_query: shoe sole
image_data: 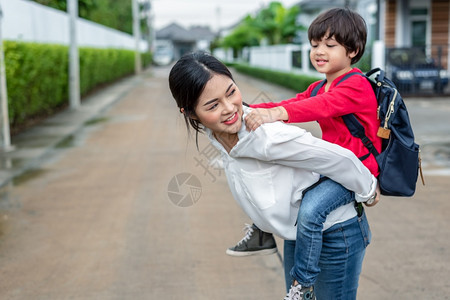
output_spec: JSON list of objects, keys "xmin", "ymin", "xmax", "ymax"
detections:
[{"xmin": 225, "ymin": 247, "xmax": 277, "ymax": 257}]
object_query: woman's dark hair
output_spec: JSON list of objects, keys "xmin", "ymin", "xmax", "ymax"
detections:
[
  {"xmin": 169, "ymin": 51, "xmax": 234, "ymax": 140},
  {"xmin": 308, "ymin": 7, "xmax": 367, "ymax": 64}
]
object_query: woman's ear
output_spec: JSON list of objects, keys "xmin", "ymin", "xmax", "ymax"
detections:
[{"xmin": 180, "ymin": 108, "xmax": 198, "ymax": 120}]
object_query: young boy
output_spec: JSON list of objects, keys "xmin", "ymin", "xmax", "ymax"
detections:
[{"xmin": 229, "ymin": 7, "xmax": 381, "ymax": 299}]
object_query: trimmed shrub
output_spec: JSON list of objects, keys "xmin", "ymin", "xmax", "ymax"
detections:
[
  {"xmin": 4, "ymin": 41, "xmax": 69, "ymax": 127},
  {"xmin": 79, "ymin": 47, "xmax": 135, "ymax": 94},
  {"xmin": 231, "ymin": 63, "xmax": 321, "ymax": 93},
  {"xmin": 3, "ymin": 40, "xmax": 152, "ymax": 131},
  {"xmin": 141, "ymin": 52, "xmax": 152, "ymax": 67}
]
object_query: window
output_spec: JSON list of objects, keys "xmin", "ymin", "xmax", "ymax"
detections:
[
  {"xmin": 411, "ymin": 20, "xmax": 426, "ymax": 47},
  {"xmin": 410, "ymin": 7, "xmax": 428, "ymax": 47}
]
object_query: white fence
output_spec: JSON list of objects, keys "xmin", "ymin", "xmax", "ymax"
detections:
[
  {"xmin": 215, "ymin": 42, "xmax": 385, "ymax": 75},
  {"xmin": 213, "ymin": 48, "xmax": 233, "ymax": 63},
  {"xmin": 249, "ymin": 44, "xmax": 301, "ymax": 72},
  {"xmin": 0, "ymin": 0, "xmax": 147, "ymax": 50},
  {"xmin": 214, "ymin": 44, "xmax": 320, "ymax": 75}
]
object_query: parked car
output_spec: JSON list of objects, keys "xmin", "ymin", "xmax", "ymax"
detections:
[
  {"xmin": 153, "ymin": 46, "xmax": 173, "ymax": 66},
  {"xmin": 386, "ymin": 48, "xmax": 448, "ymax": 93}
]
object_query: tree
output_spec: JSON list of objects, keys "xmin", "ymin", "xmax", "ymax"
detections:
[
  {"xmin": 252, "ymin": 1, "xmax": 303, "ymax": 45},
  {"xmin": 220, "ymin": 15, "xmax": 262, "ymax": 53},
  {"xmin": 82, "ymin": 0, "xmax": 132, "ymax": 34},
  {"xmin": 32, "ymin": 0, "xmax": 133, "ymax": 34},
  {"xmin": 219, "ymin": 1, "xmax": 304, "ymax": 53}
]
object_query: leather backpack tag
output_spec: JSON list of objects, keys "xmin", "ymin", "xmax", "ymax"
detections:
[{"xmin": 377, "ymin": 127, "xmax": 391, "ymax": 139}]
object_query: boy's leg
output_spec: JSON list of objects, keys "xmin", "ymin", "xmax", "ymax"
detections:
[
  {"xmin": 290, "ymin": 178, "xmax": 355, "ymax": 287},
  {"xmin": 226, "ymin": 223, "xmax": 277, "ymax": 256}
]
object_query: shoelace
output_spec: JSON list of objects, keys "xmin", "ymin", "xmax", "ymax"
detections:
[
  {"xmin": 284, "ymin": 284, "xmax": 303, "ymax": 300},
  {"xmin": 236, "ymin": 223, "xmax": 254, "ymax": 246}
]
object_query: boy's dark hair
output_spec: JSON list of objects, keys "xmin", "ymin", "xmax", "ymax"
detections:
[{"xmin": 308, "ymin": 7, "xmax": 367, "ymax": 64}]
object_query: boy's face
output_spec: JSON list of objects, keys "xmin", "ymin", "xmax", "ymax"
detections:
[{"xmin": 310, "ymin": 34, "xmax": 357, "ymax": 81}]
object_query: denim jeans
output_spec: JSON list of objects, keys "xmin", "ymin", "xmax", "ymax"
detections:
[
  {"xmin": 291, "ymin": 178, "xmax": 357, "ymax": 287},
  {"xmin": 284, "ymin": 212, "xmax": 371, "ymax": 300}
]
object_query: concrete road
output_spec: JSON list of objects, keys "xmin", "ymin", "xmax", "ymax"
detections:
[{"xmin": 0, "ymin": 65, "xmax": 448, "ymax": 299}]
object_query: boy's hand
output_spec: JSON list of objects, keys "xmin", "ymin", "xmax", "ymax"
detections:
[{"xmin": 245, "ymin": 107, "xmax": 288, "ymax": 131}]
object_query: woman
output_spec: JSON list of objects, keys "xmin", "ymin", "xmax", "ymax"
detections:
[{"xmin": 168, "ymin": 51, "xmax": 375, "ymax": 300}]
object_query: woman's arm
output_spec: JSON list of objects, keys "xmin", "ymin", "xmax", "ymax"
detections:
[{"xmin": 241, "ymin": 122, "xmax": 377, "ymax": 201}]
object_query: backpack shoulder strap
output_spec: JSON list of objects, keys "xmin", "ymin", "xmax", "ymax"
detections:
[
  {"xmin": 341, "ymin": 114, "xmax": 380, "ymax": 160},
  {"xmin": 335, "ymin": 71, "xmax": 380, "ymax": 160},
  {"xmin": 311, "ymin": 72, "xmax": 367, "ymax": 96},
  {"xmin": 309, "ymin": 71, "xmax": 380, "ymax": 160},
  {"xmin": 337, "ymin": 71, "xmax": 367, "ymax": 84},
  {"xmin": 310, "ymin": 79, "xmax": 327, "ymax": 97}
]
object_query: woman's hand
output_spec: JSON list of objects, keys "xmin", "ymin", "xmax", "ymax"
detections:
[
  {"xmin": 364, "ymin": 183, "xmax": 381, "ymax": 207},
  {"xmin": 245, "ymin": 107, "xmax": 288, "ymax": 131}
]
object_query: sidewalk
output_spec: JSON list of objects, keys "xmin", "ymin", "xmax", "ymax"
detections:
[{"xmin": 0, "ymin": 74, "xmax": 143, "ymax": 189}]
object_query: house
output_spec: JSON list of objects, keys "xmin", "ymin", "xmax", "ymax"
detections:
[
  {"xmin": 382, "ymin": 0, "xmax": 449, "ymax": 70},
  {"xmin": 155, "ymin": 23, "xmax": 215, "ymax": 61},
  {"xmin": 292, "ymin": 0, "xmax": 450, "ymax": 93},
  {"xmin": 213, "ymin": 0, "xmax": 449, "ymax": 93},
  {"xmin": 376, "ymin": 0, "xmax": 449, "ymax": 93},
  {"xmin": 294, "ymin": 0, "xmax": 449, "ymax": 68}
]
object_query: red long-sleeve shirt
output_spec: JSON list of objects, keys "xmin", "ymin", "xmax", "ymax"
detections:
[{"xmin": 251, "ymin": 68, "xmax": 381, "ymax": 176}]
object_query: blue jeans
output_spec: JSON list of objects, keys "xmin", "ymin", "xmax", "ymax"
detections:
[
  {"xmin": 291, "ymin": 178, "xmax": 357, "ymax": 287},
  {"xmin": 284, "ymin": 212, "xmax": 371, "ymax": 300}
]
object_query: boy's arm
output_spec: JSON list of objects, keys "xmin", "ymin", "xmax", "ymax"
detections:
[
  {"xmin": 282, "ymin": 78, "xmax": 373, "ymax": 123},
  {"xmin": 245, "ymin": 106, "xmax": 289, "ymax": 131},
  {"xmin": 246, "ymin": 76, "xmax": 374, "ymax": 129},
  {"xmin": 245, "ymin": 83, "xmax": 318, "ymax": 131},
  {"xmin": 249, "ymin": 89, "xmax": 310, "ymax": 109}
]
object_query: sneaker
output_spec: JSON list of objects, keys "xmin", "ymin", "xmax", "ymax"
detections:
[
  {"xmin": 226, "ymin": 223, "xmax": 277, "ymax": 256},
  {"xmin": 284, "ymin": 283, "xmax": 315, "ymax": 300}
]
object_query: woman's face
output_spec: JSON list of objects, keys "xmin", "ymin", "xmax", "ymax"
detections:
[{"xmin": 194, "ymin": 74, "xmax": 243, "ymax": 136}]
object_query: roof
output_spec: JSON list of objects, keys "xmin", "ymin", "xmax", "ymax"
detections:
[
  {"xmin": 156, "ymin": 23, "xmax": 215, "ymax": 42},
  {"xmin": 294, "ymin": 0, "xmax": 353, "ymax": 13},
  {"xmin": 189, "ymin": 26, "xmax": 216, "ymax": 40}
]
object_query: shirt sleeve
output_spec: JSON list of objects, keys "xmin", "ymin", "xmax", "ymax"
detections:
[
  {"xmin": 249, "ymin": 80, "xmax": 322, "ymax": 109},
  {"xmin": 283, "ymin": 75, "xmax": 375, "ymax": 123},
  {"xmin": 246, "ymin": 122, "xmax": 376, "ymax": 201}
]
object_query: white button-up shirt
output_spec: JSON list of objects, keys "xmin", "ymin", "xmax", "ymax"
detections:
[{"xmin": 206, "ymin": 107, "xmax": 376, "ymax": 240}]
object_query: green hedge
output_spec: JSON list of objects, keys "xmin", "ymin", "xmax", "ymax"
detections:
[
  {"xmin": 231, "ymin": 63, "xmax": 321, "ymax": 92},
  {"xmin": 4, "ymin": 40, "xmax": 152, "ymax": 130},
  {"xmin": 79, "ymin": 47, "xmax": 135, "ymax": 94},
  {"xmin": 4, "ymin": 42, "xmax": 69, "ymax": 127}
]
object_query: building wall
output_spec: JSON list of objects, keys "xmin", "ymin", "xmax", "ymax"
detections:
[
  {"xmin": 385, "ymin": 0, "xmax": 449, "ymax": 69},
  {"xmin": 385, "ymin": 0, "xmax": 397, "ymax": 47},
  {"xmin": 431, "ymin": 0, "xmax": 449, "ymax": 69},
  {"xmin": 0, "ymin": 0, "xmax": 147, "ymax": 50}
]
